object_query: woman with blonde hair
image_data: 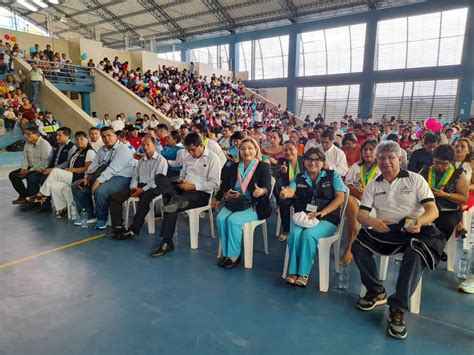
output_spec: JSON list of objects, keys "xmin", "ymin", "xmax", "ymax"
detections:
[{"xmin": 214, "ymin": 137, "xmax": 273, "ymax": 269}]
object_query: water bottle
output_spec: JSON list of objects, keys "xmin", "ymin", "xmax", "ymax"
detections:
[
  {"xmin": 457, "ymin": 250, "xmax": 471, "ymax": 279},
  {"xmin": 338, "ymin": 262, "xmax": 350, "ymax": 289},
  {"xmin": 81, "ymin": 209, "xmax": 88, "ymax": 229}
]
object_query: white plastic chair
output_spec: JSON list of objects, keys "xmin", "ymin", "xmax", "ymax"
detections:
[
  {"xmin": 462, "ymin": 207, "xmax": 473, "ymax": 251},
  {"xmin": 124, "ymin": 195, "xmax": 163, "ymax": 234},
  {"xmin": 183, "ymin": 192, "xmax": 215, "ymax": 249},
  {"xmin": 217, "ymin": 176, "xmax": 275, "ymax": 269},
  {"xmin": 282, "ymin": 189, "xmax": 350, "ymax": 292},
  {"xmin": 64, "ymin": 186, "xmax": 76, "ymax": 220}
]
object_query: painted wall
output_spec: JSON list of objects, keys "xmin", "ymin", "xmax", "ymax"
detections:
[
  {"xmin": 195, "ymin": 62, "xmax": 232, "ymax": 79},
  {"xmin": 90, "ymin": 68, "xmax": 172, "ymax": 127},
  {"xmin": 252, "ymin": 87, "xmax": 287, "ymax": 108},
  {"xmin": 13, "ymin": 57, "xmax": 96, "ymax": 132}
]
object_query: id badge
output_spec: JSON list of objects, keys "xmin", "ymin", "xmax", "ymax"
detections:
[{"xmin": 306, "ymin": 204, "xmax": 318, "ymax": 212}]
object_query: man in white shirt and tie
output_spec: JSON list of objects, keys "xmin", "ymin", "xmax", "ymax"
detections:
[
  {"xmin": 150, "ymin": 132, "xmax": 221, "ymax": 257},
  {"xmin": 319, "ymin": 129, "xmax": 349, "ymax": 177}
]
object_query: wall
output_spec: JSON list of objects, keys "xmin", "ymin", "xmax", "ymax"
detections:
[
  {"xmin": 251, "ymin": 87, "xmax": 287, "ymax": 108},
  {"xmin": 90, "ymin": 68, "xmax": 172, "ymax": 126},
  {"xmin": 235, "ymin": 71, "xmax": 249, "ymax": 80},
  {"xmin": 13, "ymin": 57, "xmax": 96, "ymax": 132},
  {"xmin": 195, "ymin": 62, "xmax": 233, "ymax": 78},
  {"xmin": 0, "ymin": 28, "xmax": 69, "ymax": 58}
]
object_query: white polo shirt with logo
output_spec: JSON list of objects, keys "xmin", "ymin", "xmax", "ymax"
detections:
[{"xmin": 359, "ymin": 169, "xmax": 435, "ymax": 225}]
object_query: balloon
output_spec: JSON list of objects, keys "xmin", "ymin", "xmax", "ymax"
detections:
[
  {"xmin": 96, "ymin": 123, "xmax": 104, "ymax": 129},
  {"xmin": 204, "ymin": 120, "xmax": 209, "ymax": 126},
  {"xmin": 80, "ymin": 53, "xmax": 87, "ymax": 60},
  {"xmin": 127, "ymin": 115, "xmax": 134, "ymax": 123},
  {"xmin": 424, "ymin": 117, "xmax": 437, "ymax": 131},
  {"xmin": 10, "ymin": 36, "xmax": 16, "ymax": 43},
  {"xmin": 29, "ymin": 47, "xmax": 36, "ymax": 53},
  {"xmin": 4, "ymin": 34, "xmax": 10, "ymax": 40},
  {"xmin": 416, "ymin": 129, "xmax": 424, "ymax": 139},
  {"xmin": 433, "ymin": 121, "xmax": 443, "ymax": 133}
]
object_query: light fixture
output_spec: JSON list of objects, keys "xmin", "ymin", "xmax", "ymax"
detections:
[
  {"xmin": 48, "ymin": 0, "xmax": 59, "ymax": 4},
  {"xmin": 17, "ymin": 0, "xmax": 38, "ymax": 12},
  {"xmin": 33, "ymin": 0, "xmax": 49, "ymax": 8}
]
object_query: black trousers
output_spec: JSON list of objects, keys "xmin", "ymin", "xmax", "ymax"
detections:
[
  {"xmin": 9, "ymin": 169, "xmax": 43, "ymax": 198},
  {"xmin": 434, "ymin": 209, "xmax": 462, "ymax": 241},
  {"xmin": 352, "ymin": 225, "xmax": 445, "ymax": 311},
  {"xmin": 109, "ymin": 187, "xmax": 160, "ymax": 234},
  {"xmin": 279, "ymin": 198, "xmax": 294, "ymax": 233},
  {"xmin": 154, "ymin": 174, "xmax": 210, "ymax": 243}
]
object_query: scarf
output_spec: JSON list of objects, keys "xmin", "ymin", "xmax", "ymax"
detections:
[
  {"xmin": 237, "ymin": 160, "xmax": 258, "ymax": 195},
  {"xmin": 360, "ymin": 163, "xmax": 379, "ymax": 188},
  {"xmin": 428, "ymin": 165, "xmax": 455, "ymax": 190}
]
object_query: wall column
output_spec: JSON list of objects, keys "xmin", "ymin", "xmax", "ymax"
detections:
[
  {"xmin": 286, "ymin": 28, "xmax": 297, "ymax": 113},
  {"xmin": 359, "ymin": 16, "xmax": 377, "ymax": 119},
  {"xmin": 81, "ymin": 93, "xmax": 91, "ymax": 115},
  {"xmin": 458, "ymin": 7, "xmax": 473, "ymax": 121}
]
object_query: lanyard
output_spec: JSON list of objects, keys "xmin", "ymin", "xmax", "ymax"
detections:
[
  {"xmin": 288, "ymin": 160, "xmax": 300, "ymax": 182},
  {"xmin": 428, "ymin": 165, "xmax": 454, "ymax": 190},
  {"xmin": 359, "ymin": 163, "xmax": 378, "ymax": 188}
]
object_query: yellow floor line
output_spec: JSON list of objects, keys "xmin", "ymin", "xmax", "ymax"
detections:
[{"xmin": 0, "ymin": 233, "xmax": 106, "ymax": 270}]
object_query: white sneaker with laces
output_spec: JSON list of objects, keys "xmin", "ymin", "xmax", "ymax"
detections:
[{"xmin": 458, "ymin": 275, "xmax": 474, "ymax": 294}]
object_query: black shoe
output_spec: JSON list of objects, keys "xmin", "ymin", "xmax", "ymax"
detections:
[
  {"xmin": 150, "ymin": 242, "xmax": 174, "ymax": 257},
  {"xmin": 162, "ymin": 197, "xmax": 189, "ymax": 213},
  {"xmin": 20, "ymin": 203, "xmax": 41, "ymax": 212},
  {"xmin": 222, "ymin": 256, "xmax": 241, "ymax": 269},
  {"xmin": 357, "ymin": 289, "xmax": 387, "ymax": 311},
  {"xmin": 115, "ymin": 230, "xmax": 134, "ymax": 240},
  {"xmin": 388, "ymin": 307, "xmax": 407, "ymax": 339},
  {"xmin": 440, "ymin": 252, "xmax": 448, "ymax": 262},
  {"xmin": 218, "ymin": 257, "xmax": 228, "ymax": 267},
  {"xmin": 106, "ymin": 227, "xmax": 125, "ymax": 238},
  {"xmin": 12, "ymin": 197, "xmax": 27, "ymax": 204}
]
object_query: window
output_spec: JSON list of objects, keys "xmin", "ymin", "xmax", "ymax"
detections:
[
  {"xmin": 0, "ymin": 7, "xmax": 48, "ymax": 36},
  {"xmin": 297, "ymin": 85, "xmax": 360, "ymax": 121},
  {"xmin": 372, "ymin": 79, "xmax": 459, "ymax": 120},
  {"xmin": 375, "ymin": 8, "xmax": 468, "ymax": 70},
  {"xmin": 189, "ymin": 44, "xmax": 229, "ymax": 71},
  {"xmin": 237, "ymin": 35, "xmax": 289, "ymax": 80},
  {"xmin": 298, "ymin": 23, "xmax": 366, "ymax": 76},
  {"xmin": 157, "ymin": 51, "xmax": 181, "ymax": 62}
]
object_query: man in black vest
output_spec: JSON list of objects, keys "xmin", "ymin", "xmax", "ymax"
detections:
[{"xmin": 24, "ymin": 127, "xmax": 75, "ymax": 212}]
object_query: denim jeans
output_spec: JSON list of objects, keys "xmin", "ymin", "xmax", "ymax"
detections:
[
  {"xmin": 31, "ymin": 81, "xmax": 41, "ymax": 106},
  {"xmin": 72, "ymin": 176, "xmax": 131, "ymax": 222}
]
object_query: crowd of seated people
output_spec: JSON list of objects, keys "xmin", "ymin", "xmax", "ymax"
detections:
[
  {"xmin": 8, "ymin": 109, "xmax": 474, "ymax": 340},
  {"xmin": 95, "ymin": 56, "xmax": 294, "ymax": 130}
]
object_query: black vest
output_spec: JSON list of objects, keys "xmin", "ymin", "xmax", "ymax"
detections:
[
  {"xmin": 293, "ymin": 169, "xmax": 341, "ymax": 225},
  {"xmin": 71, "ymin": 146, "xmax": 93, "ymax": 182},
  {"xmin": 48, "ymin": 141, "xmax": 75, "ymax": 168}
]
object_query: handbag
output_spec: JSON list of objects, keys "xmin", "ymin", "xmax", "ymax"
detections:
[
  {"xmin": 435, "ymin": 198, "xmax": 461, "ymax": 213},
  {"xmin": 223, "ymin": 195, "xmax": 253, "ymax": 212},
  {"xmin": 292, "ymin": 211, "xmax": 320, "ymax": 228}
]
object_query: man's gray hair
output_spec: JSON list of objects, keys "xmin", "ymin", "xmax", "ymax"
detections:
[{"xmin": 375, "ymin": 141, "xmax": 402, "ymax": 157}]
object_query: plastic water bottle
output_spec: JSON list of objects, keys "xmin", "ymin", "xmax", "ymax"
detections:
[
  {"xmin": 338, "ymin": 262, "xmax": 350, "ymax": 289},
  {"xmin": 458, "ymin": 250, "xmax": 471, "ymax": 279},
  {"xmin": 81, "ymin": 209, "xmax": 88, "ymax": 229}
]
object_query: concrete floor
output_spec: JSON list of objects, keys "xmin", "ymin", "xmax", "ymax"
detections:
[{"xmin": 0, "ymin": 178, "xmax": 473, "ymax": 355}]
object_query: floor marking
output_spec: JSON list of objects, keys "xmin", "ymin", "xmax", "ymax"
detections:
[{"xmin": 0, "ymin": 233, "xmax": 106, "ymax": 270}]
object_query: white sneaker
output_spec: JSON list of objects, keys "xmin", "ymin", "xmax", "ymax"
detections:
[
  {"xmin": 458, "ymin": 275, "xmax": 474, "ymax": 294},
  {"xmin": 74, "ymin": 218, "xmax": 97, "ymax": 226}
]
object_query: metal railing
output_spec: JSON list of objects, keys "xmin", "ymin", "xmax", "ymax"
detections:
[{"xmin": 26, "ymin": 59, "xmax": 95, "ymax": 88}]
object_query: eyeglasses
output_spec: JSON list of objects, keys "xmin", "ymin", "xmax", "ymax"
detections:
[
  {"xmin": 376, "ymin": 155, "xmax": 399, "ymax": 162},
  {"xmin": 305, "ymin": 158, "xmax": 322, "ymax": 164}
]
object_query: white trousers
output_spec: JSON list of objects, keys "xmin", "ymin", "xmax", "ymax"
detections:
[{"xmin": 40, "ymin": 168, "xmax": 73, "ymax": 211}]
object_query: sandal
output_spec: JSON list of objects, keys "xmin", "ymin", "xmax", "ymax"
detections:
[
  {"xmin": 286, "ymin": 274, "xmax": 297, "ymax": 285},
  {"xmin": 295, "ymin": 275, "xmax": 309, "ymax": 288},
  {"xmin": 55, "ymin": 209, "xmax": 68, "ymax": 219},
  {"xmin": 26, "ymin": 194, "xmax": 47, "ymax": 204},
  {"xmin": 279, "ymin": 232, "xmax": 288, "ymax": 242}
]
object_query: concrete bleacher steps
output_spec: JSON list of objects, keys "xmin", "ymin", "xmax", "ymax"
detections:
[{"xmin": 13, "ymin": 57, "xmax": 96, "ymax": 133}]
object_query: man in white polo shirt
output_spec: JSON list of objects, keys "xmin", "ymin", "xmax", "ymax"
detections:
[{"xmin": 352, "ymin": 141, "xmax": 445, "ymax": 340}]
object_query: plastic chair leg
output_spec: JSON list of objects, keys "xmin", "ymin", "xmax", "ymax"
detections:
[
  {"xmin": 410, "ymin": 277, "xmax": 422, "ymax": 314},
  {"xmin": 446, "ymin": 234, "xmax": 455, "ymax": 272},
  {"xmin": 318, "ymin": 243, "xmax": 331, "ymax": 292},
  {"xmin": 282, "ymin": 246, "xmax": 289, "ymax": 279},
  {"xmin": 379, "ymin": 255, "xmax": 389, "ymax": 281},
  {"xmin": 334, "ymin": 240, "xmax": 341, "ymax": 273},
  {"xmin": 262, "ymin": 221, "xmax": 269, "ymax": 254},
  {"xmin": 275, "ymin": 209, "xmax": 281, "ymax": 237},
  {"xmin": 360, "ymin": 285, "xmax": 367, "ymax": 297},
  {"xmin": 217, "ymin": 239, "xmax": 222, "ymax": 258},
  {"xmin": 209, "ymin": 207, "xmax": 215, "ymax": 239},
  {"xmin": 147, "ymin": 201, "xmax": 155, "ymax": 234},
  {"xmin": 463, "ymin": 209, "xmax": 472, "ymax": 251},
  {"xmin": 124, "ymin": 200, "xmax": 131, "ymax": 229},
  {"xmin": 243, "ymin": 224, "xmax": 255, "ymax": 269},
  {"xmin": 188, "ymin": 210, "xmax": 200, "ymax": 249}
]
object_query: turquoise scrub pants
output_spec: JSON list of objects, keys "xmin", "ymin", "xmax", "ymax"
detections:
[
  {"xmin": 216, "ymin": 207, "xmax": 259, "ymax": 258},
  {"xmin": 287, "ymin": 220, "xmax": 337, "ymax": 276}
]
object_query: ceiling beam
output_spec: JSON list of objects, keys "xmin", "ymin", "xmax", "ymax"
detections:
[
  {"xmin": 202, "ymin": 0, "xmax": 235, "ymax": 32},
  {"xmin": 136, "ymin": 0, "xmax": 187, "ymax": 42},
  {"xmin": 79, "ymin": 0, "xmax": 141, "ymax": 41},
  {"xmin": 46, "ymin": 6, "xmax": 95, "ymax": 39},
  {"xmin": 278, "ymin": 0, "xmax": 298, "ymax": 23}
]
